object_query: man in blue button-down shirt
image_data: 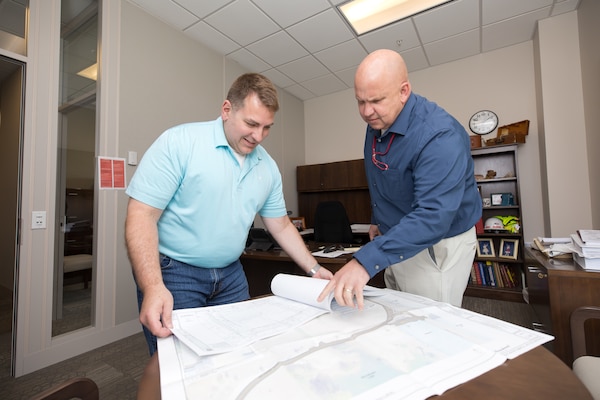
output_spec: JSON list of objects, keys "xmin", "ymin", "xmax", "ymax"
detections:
[{"xmin": 319, "ymin": 49, "xmax": 481, "ymax": 309}]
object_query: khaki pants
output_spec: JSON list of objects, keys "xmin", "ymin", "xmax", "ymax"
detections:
[{"xmin": 384, "ymin": 226, "xmax": 477, "ymax": 307}]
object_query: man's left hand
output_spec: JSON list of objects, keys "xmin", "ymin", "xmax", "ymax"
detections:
[{"xmin": 317, "ymin": 259, "xmax": 370, "ymax": 309}]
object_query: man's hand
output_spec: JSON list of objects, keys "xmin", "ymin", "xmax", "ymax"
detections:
[
  {"xmin": 369, "ymin": 224, "xmax": 381, "ymax": 241},
  {"xmin": 139, "ymin": 284, "xmax": 174, "ymax": 338},
  {"xmin": 317, "ymin": 259, "xmax": 370, "ymax": 309}
]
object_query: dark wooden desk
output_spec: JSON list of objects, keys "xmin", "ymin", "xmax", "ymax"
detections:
[
  {"xmin": 525, "ymin": 247, "xmax": 600, "ymax": 365},
  {"xmin": 434, "ymin": 346, "xmax": 591, "ymax": 399},
  {"xmin": 241, "ymin": 244, "xmax": 385, "ymax": 298}
]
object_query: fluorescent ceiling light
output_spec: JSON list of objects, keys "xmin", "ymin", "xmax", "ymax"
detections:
[
  {"xmin": 77, "ymin": 63, "xmax": 98, "ymax": 80},
  {"xmin": 339, "ymin": 0, "xmax": 452, "ymax": 35}
]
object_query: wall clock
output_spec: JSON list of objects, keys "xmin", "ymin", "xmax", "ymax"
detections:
[{"xmin": 469, "ymin": 110, "xmax": 498, "ymax": 135}]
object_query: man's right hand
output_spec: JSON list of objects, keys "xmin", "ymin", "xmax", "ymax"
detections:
[{"xmin": 138, "ymin": 284, "xmax": 174, "ymax": 338}]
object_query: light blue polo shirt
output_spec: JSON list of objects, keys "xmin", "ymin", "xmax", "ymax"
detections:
[{"xmin": 126, "ymin": 117, "xmax": 287, "ymax": 268}]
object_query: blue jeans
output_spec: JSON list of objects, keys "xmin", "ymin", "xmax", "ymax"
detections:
[{"xmin": 136, "ymin": 255, "xmax": 250, "ymax": 355}]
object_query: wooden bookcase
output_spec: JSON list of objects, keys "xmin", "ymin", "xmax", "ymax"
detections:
[{"xmin": 466, "ymin": 144, "xmax": 526, "ymax": 302}]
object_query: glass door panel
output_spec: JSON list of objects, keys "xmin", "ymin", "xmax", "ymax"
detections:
[{"xmin": 53, "ymin": 0, "xmax": 98, "ymax": 336}]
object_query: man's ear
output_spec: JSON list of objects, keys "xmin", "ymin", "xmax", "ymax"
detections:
[
  {"xmin": 221, "ymin": 100, "xmax": 232, "ymax": 121},
  {"xmin": 400, "ymin": 81, "xmax": 411, "ymax": 103}
]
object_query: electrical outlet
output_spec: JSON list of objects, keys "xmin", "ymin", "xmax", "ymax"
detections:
[{"xmin": 32, "ymin": 211, "xmax": 46, "ymax": 229}]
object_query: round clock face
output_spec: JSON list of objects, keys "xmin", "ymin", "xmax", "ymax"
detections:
[{"xmin": 469, "ymin": 110, "xmax": 498, "ymax": 135}]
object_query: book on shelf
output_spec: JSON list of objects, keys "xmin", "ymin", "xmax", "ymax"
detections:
[{"xmin": 470, "ymin": 261, "xmax": 518, "ymax": 288}]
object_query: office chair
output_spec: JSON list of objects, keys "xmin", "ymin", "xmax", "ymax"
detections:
[
  {"xmin": 570, "ymin": 305, "xmax": 600, "ymax": 399},
  {"xmin": 31, "ymin": 377, "xmax": 99, "ymax": 400},
  {"xmin": 313, "ymin": 201, "xmax": 354, "ymax": 244}
]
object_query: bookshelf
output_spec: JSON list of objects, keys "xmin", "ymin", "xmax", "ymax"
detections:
[{"xmin": 466, "ymin": 144, "xmax": 526, "ymax": 302}]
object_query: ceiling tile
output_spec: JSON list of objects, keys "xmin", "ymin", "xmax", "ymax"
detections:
[
  {"xmin": 246, "ymin": 31, "xmax": 308, "ymax": 67},
  {"xmin": 551, "ymin": 0, "xmax": 579, "ymax": 15},
  {"xmin": 482, "ymin": 0, "xmax": 553, "ymax": 25},
  {"xmin": 205, "ymin": 0, "xmax": 280, "ymax": 46},
  {"xmin": 400, "ymin": 46, "xmax": 430, "ymax": 72},
  {"xmin": 227, "ymin": 48, "xmax": 271, "ymax": 72},
  {"xmin": 358, "ymin": 18, "xmax": 420, "ymax": 53},
  {"xmin": 286, "ymin": 8, "xmax": 354, "ymax": 53},
  {"xmin": 251, "ymin": 0, "xmax": 330, "ymax": 28},
  {"xmin": 284, "ymin": 84, "xmax": 316, "ymax": 101},
  {"xmin": 413, "ymin": 0, "xmax": 479, "ymax": 43},
  {"xmin": 424, "ymin": 29, "xmax": 480, "ymax": 66},
  {"xmin": 482, "ymin": 8, "xmax": 551, "ymax": 52},
  {"xmin": 261, "ymin": 68, "xmax": 296, "ymax": 88},
  {"xmin": 300, "ymin": 74, "xmax": 348, "ymax": 97},
  {"xmin": 334, "ymin": 66, "xmax": 358, "ymax": 87},
  {"xmin": 277, "ymin": 55, "xmax": 329, "ymax": 82},
  {"xmin": 130, "ymin": 0, "xmax": 198, "ymax": 30},
  {"xmin": 173, "ymin": 0, "xmax": 233, "ymax": 18},
  {"xmin": 184, "ymin": 21, "xmax": 240, "ymax": 55},
  {"xmin": 313, "ymin": 39, "xmax": 367, "ymax": 72}
]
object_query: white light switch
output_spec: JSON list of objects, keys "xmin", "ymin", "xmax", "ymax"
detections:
[
  {"xmin": 32, "ymin": 211, "xmax": 46, "ymax": 229},
  {"xmin": 128, "ymin": 151, "xmax": 138, "ymax": 166}
]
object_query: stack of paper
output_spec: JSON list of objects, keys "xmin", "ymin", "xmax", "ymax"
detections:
[
  {"xmin": 532, "ymin": 237, "xmax": 572, "ymax": 259},
  {"xmin": 570, "ymin": 230, "xmax": 600, "ymax": 271}
]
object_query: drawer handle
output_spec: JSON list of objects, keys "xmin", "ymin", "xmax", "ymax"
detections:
[{"xmin": 537, "ymin": 272, "xmax": 547, "ymax": 279}]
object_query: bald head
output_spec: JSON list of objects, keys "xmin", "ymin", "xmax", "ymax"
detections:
[
  {"xmin": 354, "ymin": 50, "xmax": 411, "ymax": 131},
  {"xmin": 355, "ymin": 49, "xmax": 408, "ymax": 87}
]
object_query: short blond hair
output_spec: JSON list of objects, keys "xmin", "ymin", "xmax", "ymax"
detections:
[{"xmin": 227, "ymin": 73, "xmax": 279, "ymax": 113}]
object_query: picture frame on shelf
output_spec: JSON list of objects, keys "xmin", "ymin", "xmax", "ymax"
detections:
[
  {"xmin": 499, "ymin": 238, "xmax": 519, "ymax": 260},
  {"xmin": 491, "ymin": 193, "xmax": 503, "ymax": 206},
  {"xmin": 290, "ymin": 217, "xmax": 306, "ymax": 231},
  {"xmin": 477, "ymin": 238, "xmax": 495, "ymax": 258}
]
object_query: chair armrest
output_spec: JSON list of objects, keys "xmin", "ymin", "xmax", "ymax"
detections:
[{"xmin": 570, "ymin": 305, "xmax": 600, "ymax": 360}]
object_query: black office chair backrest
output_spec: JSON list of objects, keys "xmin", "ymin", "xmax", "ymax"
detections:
[{"xmin": 313, "ymin": 201, "xmax": 354, "ymax": 244}]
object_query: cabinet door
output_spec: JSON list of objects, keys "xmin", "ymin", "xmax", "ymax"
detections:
[
  {"xmin": 320, "ymin": 159, "xmax": 367, "ymax": 190},
  {"xmin": 296, "ymin": 164, "xmax": 322, "ymax": 191}
]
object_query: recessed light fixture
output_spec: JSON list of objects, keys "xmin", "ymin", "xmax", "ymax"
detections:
[
  {"xmin": 338, "ymin": 0, "xmax": 453, "ymax": 35},
  {"xmin": 77, "ymin": 63, "xmax": 98, "ymax": 81}
]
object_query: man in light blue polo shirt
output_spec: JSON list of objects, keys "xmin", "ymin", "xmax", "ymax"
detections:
[{"xmin": 125, "ymin": 73, "xmax": 332, "ymax": 358}]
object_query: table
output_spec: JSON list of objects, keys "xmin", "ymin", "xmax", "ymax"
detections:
[
  {"xmin": 434, "ymin": 346, "xmax": 591, "ymax": 399},
  {"xmin": 525, "ymin": 247, "xmax": 600, "ymax": 365},
  {"xmin": 241, "ymin": 243, "xmax": 385, "ymax": 298},
  {"xmin": 155, "ymin": 280, "xmax": 592, "ymax": 400}
]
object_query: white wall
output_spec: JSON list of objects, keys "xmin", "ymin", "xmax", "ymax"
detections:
[
  {"xmin": 304, "ymin": 41, "xmax": 545, "ymax": 240},
  {"xmin": 537, "ymin": 12, "xmax": 591, "ymax": 237},
  {"xmin": 578, "ymin": 0, "xmax": 600, "ymax": 229}
]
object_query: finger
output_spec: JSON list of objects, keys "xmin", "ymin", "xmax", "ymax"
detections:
[
  {"xmin": 354, "ymin": 287, "xmax": 365, "ymax": 310},
  {"xmin": 317, "ymin": 279, "xmax": 336, "ymax": 302},
  {"xmin": 161, "ymin": 304, "xmax": 174, "ymax": 331},
  {"xmin": 142, "ymin": 313, "xmax": 171, "ymax": 338},
  {"xmin": 343, "ymin": 287, "xmax": 356, "ymax": 308}
]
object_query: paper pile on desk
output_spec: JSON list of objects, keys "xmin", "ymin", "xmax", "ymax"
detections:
[
  {"xmin": 570, "ymin": 231, "xmax": 600, "ymax": 270},
  {"xmin": 532, "ymin": 237, "xmax": 573, "ymax": 259}
]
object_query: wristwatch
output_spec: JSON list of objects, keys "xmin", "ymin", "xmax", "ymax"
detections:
[{"xmin": 308, "ymin": 264, "xmax": 322, "ymax": 276}]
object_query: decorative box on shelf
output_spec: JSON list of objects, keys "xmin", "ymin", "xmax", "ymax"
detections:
[{"xmin": 485, "ymin": 120, "xmax": 529, "ymax": 146}]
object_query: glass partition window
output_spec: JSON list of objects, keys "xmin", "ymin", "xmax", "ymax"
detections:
[
  {"xmin": 53, "ymin": 0, "xmax": 98, "ymax": 336},
  {"xmin": 0, "ymin": 0, "xmax": 28, "ymax": 56}
]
